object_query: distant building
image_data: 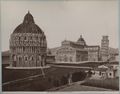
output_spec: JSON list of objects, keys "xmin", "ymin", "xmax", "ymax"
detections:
[
  {"xmin": 9, "ymin": 11, "xmax": 47, "ymax": 67},
  {"xmin": 55, "ymin": 40, "xmax": 88, "ymax": 63},
  {"xmin": 85, "ymin": 46, "xmax": 100, "ymax": 61},
  {"xmin": 46, "ymin": 49, "xmax": 55, "ymax": 63},
  {"xmin": 100, "ymin": 36, "xmax": 119, "ymax": 62},
  {"xmin": 100, "ymin": 36, "xmax": 109, "ymax": 61},
  {"xmin": 2, "ymin": 51, "xmax": 9, "ymax": 65},
  {"xmin": 50, "ymin": 47, "xmax": 60, "ymax": 56},
  {"xmin": 108, "ymin": 48, "xmax": 119, "ymax": 61},
  {"xmin": 91, "ymin": 62, "xmax": 119, "ymax": 79},
  {"xmin": 51, "ymin": 35, "xmax": 100, "ymax": 63}
]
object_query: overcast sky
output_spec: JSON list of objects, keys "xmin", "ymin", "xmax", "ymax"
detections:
[{"xmin": 1, "ymin": 0, "xmax": 118, "ymax": 51}]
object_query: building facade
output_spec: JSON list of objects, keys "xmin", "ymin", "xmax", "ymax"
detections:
[
  {"xmin": 108, "ymin": 48, "xmax": 119, "ymax": 61},
  {"xmin": 2, "ymin": 51, "xmax": 10, "ymax": 65},
  {"xmin": 85, "ymin": 46, "xmax": 100, "ymax": 61},
  {"xmin": 9, "ymin": 12, "xmax": 47, "ymax": 67},
  {"xmin": 54, "ymin": 35, "xmax": 100, "ymax": 63},
  {"xmin": 55, "ymin": 43, "xmax": 88, "ymax": 63},
  {"xmin": 91, "ymin": 62, "xmax": 119, "ymax": 79}
]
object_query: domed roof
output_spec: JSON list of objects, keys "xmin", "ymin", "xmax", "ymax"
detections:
[
  {"xmin": 77, "ymin": 35, "xmax": 86, "ymax": 46},
  {"xmin": 23, "ymin": 11, "xmax": 35, "ymax": 24},
  {"xmin": 13, "ymin": 11, "xmax": 43, "ymax": 34}
]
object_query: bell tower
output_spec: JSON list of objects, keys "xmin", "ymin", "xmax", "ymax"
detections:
[{"xmin": 100, "ymin": 36, "xmax": 109, "ymax": 61}]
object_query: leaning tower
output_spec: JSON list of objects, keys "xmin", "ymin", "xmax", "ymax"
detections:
[
  {"xmin": 9, "ymin": 11, "xmax": 47, "ymax": 67},
  {"xmin": 100, "ymin": 36, "xmax": 109, "ymax": 61}
]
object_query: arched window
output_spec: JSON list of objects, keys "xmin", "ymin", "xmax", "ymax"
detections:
[
  {"xmin": 109, "ymin": 73, "xmax": 112, "ymax": 76},
  {"xmin": 31, "ymin": 56, "xmax": 34, "ymax": 61},
  {"xmin": 23, "ymin": 47, "xmax": 25, "ymax": 52},
  {"xmin": 39, "ymin": 55, "xmax": 41, "ymax": 61},
  {"xmin": 24, "ymin": 56, "xmax": 28, "ymax": 61},
  {"xmin": 24, "ymin": 36, "xmax": 27, "ymax": 40},
  {"xmin": 70, "ymin": 57, "xmax": 73, "ymax": 62},
  {"xmin": 18, "ymin": 56, "xmax": 21, "ymax": 61},
  {"xmin": 64, "ymin": 55, "xmax": 68, "ymax": 62},
  {"xmin": 18, "ymin": 37, "xmax": 20, "ymax": 41},
  {"xmin": 13, "ymin": 55, "xmax": 17, "ymax": 61}
]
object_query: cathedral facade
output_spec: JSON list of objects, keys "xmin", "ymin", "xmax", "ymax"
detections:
[
  {"xmin": 55, "ymin": 39, "xmax": 88, "ymax": 62},
  {"xmin": 51, "ymin": 35, "xmax": 100, "ymax": 63},
  {"xmin": 9, "ymin": 12, "xmax": 47, "ymax": 67}
]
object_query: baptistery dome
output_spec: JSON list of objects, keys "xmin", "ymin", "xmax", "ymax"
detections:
[
  {"xmin": 9, "ymin": 11, "xmax": 47, "ymax": 67},
  {"xmin": 13, "ymin": 11, "xmax": 43, "ymax": 34}
]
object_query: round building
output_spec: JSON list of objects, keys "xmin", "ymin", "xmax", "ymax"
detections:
[{"xmin": 9, "ymin": 11, "xmax": 47, "ymax": 67}]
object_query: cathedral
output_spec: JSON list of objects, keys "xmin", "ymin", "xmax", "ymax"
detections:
[
  {"xmin": 9, "ymin": 11, "xmax": 47, "ymax": 67},
  {"xmin": 51, "ymin": 35, "xmax": 100, "ymax": 63},
  {"xmin": 55, "ymin": 35, "xmax": 88, "ymax": 62}
]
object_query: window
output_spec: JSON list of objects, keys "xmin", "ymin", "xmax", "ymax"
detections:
[
  {"xmin": 24, "ymin": 55, "xmax": 28, "ymax": 61},
  {"xmin": 24, "ymin": 36, "xmax": 27, "ymax": 40},
  {"xmin": 25, "ymin": 57, "xmax": 27, "ymax": 61},
  {"xmin": 18, "ymin": 37, "xmax": 20, "ymax": 40},
  {"xmin": 109, "ymin": 73, "xmax": 112, "ymax": 76},
  {"xmin": 93, "ymin": 71, "xmax": 95, "ymax": 75},
  {"xmin": 99, "ymin": 71, "xmax": 101, "ymax": 75},
  {"xmin": 64, "ymin": 55, "xmax": 68, "ymax": 62},
  {"xmin": 23, "ymin": 47, "xmax": 25, "ymax": 52},
  {"xmin": 70, "ymin": 57, "xmax": 72, "ymax": 62},
  {"xmin": 13, "ymin": 55, "xmax": 16, "ymax": 61},
  {"xmin": 102, "ymin": 73, "xmax": 104, "ymax": 76}
]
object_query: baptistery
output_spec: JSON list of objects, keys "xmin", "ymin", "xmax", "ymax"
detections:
[{"xmin": 9, "ymin": 11, "xmax": 47, "ymax": 67}]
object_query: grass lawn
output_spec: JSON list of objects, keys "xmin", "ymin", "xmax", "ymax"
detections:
[{"xmin": 81, "ymin": 78, "xmax": 119, "ymax": 90}]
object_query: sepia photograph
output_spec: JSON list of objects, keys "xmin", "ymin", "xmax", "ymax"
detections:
[{"xmin": 1, "ymin": 0, "xmax": 119, "ymax": 93}]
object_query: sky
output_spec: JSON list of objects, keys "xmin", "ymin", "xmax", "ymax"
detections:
[{"xmin": 1, "ymin": 0, "xmax": 119, "ymax": 51}]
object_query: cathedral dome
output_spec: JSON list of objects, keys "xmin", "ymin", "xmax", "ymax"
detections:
[
  {"xmin": 77, "ymin": 35, "xmax": 86, "ymax": 46},
  {"xmin": 13, "ymin": 11, "xmax": 43, "ymax": 34}
]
